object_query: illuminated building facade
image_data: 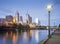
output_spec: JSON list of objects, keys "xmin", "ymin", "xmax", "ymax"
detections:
[
  {"xmin": 35, "ymin": 18, "xmax": 40, "ymax": 26},
  {"xmin": 15, "ymin": 11, "xmax": 19, "ymax": 23},
  {"xmin": 6, "ymin": 15, "xmax": 13, "ymax": 22},
  {"xmin": 19, "ymin": 16, "xmax": 23, "ymax": 22},
  {"xmin": 13, "ymin": 17, "xmax": 16, "ymax": 23},
  {"xmin": 19, "ymin": 16, "xmax": 23, "ymax": 24},
  {"xmin": 26, "ymin": 12, "xmax": 32, "ymax": 24}
]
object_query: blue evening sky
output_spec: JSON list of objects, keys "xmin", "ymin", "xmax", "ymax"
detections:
[{"xmin": 0, "ymin": 0, "xmax": 60, "ymax": 26}]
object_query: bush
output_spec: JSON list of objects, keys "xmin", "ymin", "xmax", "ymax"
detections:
[
  {"xmin": 12, "ymin": 23, "xmax": 18, "ymax": 28},
  {"xmin": 59, "ymin": 24, "xmax": 60, "ymax": 27},
  {"xmin": 18, "ymin": 23, "xmax": 23, "ymax": 29},
  {"xmin": 12, "ymin": 23, "xmax": 30, "ymax": 30}
]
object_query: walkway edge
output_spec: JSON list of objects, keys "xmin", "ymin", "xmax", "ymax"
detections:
[{"xmin": 38, "ymin": 37, "xmax": 50, "ymax": 44}]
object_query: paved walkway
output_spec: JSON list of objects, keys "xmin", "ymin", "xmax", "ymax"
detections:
[{"xmin": 46, "ymin": 29, "xmax": 60, "ymax": 44}]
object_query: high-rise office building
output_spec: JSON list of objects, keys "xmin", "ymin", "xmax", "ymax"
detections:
[
  {"xmin": 6, "ymin": 15, "xmax": 13, "ymax": 22},
  {"xmin": 35, "ymin": 18, "xmax": 40, "ymax": 26},
  {"xmin": 15, "ymin": 11, "xmax": 19, "ymax": 23},
  {"xmin": 19, "ymin": 16, "xmax": 23, "ymax": 24},
  {"xmin": 20, "ymin": 16, "xmax": 23, "ymax": 22},
  {"xmin": 30, "ymin": 17, "xmax": 32, "ymax": 23},
  {"xmin": 26, "ymin": 11, "xmax": 32, "ymax": 24}
]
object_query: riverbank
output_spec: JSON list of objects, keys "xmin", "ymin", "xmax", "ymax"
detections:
[
  {"xmin": 45, "ymin": 29, "xmax": 60, "ymax": 44},
  {"xmin": 38, "ymin": 29, "xmax": 57, "ymax": 44}
]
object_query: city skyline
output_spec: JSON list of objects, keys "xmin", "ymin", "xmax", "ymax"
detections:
[{"xmin": 0, "ymin": 0, "xmax": 60, "ymax": 26}]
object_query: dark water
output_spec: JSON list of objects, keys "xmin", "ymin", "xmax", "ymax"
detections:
[{"xmin": 0, "ymin": 29, "xmax": 54, "ymax": 44}]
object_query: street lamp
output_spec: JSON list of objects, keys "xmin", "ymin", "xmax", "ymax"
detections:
[{"xmin": 46, "ymin": 4, "xmax": 53, "ymax": 38}]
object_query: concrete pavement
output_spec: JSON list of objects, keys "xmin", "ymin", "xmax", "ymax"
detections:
[{"xmin": 46, "ymin": 29, "xmax": 60, "ymax": 44}]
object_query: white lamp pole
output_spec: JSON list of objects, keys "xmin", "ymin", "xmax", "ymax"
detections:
[{"xmin": 46, "ymin": 4, "xmax": 53, "ymax": 38}]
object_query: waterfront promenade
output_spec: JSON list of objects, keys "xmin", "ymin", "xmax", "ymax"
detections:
[{"xmin": 45, "ymin": 29, "xmax": 60, "ymax": 44}]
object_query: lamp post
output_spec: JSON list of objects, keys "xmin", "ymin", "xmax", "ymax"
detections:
[{"xmin": 46, "ymin": 4, "xmax": 53, "ymax": 38}]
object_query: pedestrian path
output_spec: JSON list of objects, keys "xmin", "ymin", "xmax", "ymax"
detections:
[{"xmin": 46, "ymin": 29, "xmax": 60, "ymax": 44}]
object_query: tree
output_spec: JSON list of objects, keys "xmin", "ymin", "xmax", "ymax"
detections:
[
  {"xmin": 25, "ymin": 25, "xmax": 30, "ymax": 29},
  {"xmin": 59, "ymin": 24, "xmax": 60, "ymax": 27},
  {"xmin": 12, "ymin": 23, "xmax": 18, "ymax": 28},
  {"xmin": 18, "ymin": 23, "xmax": 23, "ymax": 29}
]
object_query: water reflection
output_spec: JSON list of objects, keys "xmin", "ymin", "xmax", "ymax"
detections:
[
  {"xmin": 0, "ymin": 29, "xmax": 49, "ymax": 44},
  {"xmin": 23, "ymin": 32, "xmax": 28, "ymax": 44},
  {"xmin": 35, "ymin": 30, "xmax": 40, "ymax": 43},
  {"xmin": 30, "ymin": 30, "xmax": 34, "ymax": 38},
  {"xmin": 5, "ymin": 32, "xmax": 8, "ymax": 38},
  {"xmin": 12, "ymin": 33, "xmax": 17, "ymax": 44}
]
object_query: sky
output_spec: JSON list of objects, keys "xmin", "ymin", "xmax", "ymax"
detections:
[{"xmin": 0, "ymin": 0, "xmax": 60, "ymax": 26}]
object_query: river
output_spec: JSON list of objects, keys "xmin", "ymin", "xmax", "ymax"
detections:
[{"xmin": 0, "ymin": 29, "xmax": 54, "ymax": 44}]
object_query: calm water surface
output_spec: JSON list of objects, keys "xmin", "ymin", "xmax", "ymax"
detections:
[{"xmin": 0, "ymin": 29, "xmax": 54, "ymax": 44}]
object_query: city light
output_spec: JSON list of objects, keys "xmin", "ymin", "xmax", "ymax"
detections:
[
  {"xmin": 46, "ymin": 4, "xmax": 53, "ymax": 37},
  {"xmin": 46, "ymin": 4, "xmax": 53, "ymax": 11},
  {"xmin": 29, "ymin": 23, "xmax": 35, "ymax": 28},
  {"xmin": 13, "ymin": 17, "xmax": 16, "ymax": 23}
]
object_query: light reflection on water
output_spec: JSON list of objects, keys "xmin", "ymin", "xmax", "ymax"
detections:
[
  {"xmin": 0, "ymin": 29, "xmax": 53, "ymax": 44},
  {"xmin": 35, "ymin": 30, "xmax": 40, "ymax": 43},
  {"xmin": 12, "ymin": 33, "xmax": 17, "ymax": 44}
]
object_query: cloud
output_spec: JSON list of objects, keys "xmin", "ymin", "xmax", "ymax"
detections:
[{"xmin": 0, "ymin": 8, "xmax": 13, "ymax": 14}]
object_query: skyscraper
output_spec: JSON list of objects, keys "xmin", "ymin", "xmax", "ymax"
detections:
[
  {"xmin": 20, "ymin": 16, "xmax": 23, "ymax": 22},
  {"xmin": 35, "ymin": 18, "xmax": 40, "ymax": 26},
  {"xmin": 15, "ymin": 11, "xmax": 19, "ymax": 23},
  {"xmin": 26, "ymin": 11, "xmax": 32, "ymax": 24},
  {"xmin": 30, "ymin": 17, "xmax": 32, "ymax": 23},
  {"xmin": 19, "ymin": 16, "xmax": 23, "ymax": 24}
]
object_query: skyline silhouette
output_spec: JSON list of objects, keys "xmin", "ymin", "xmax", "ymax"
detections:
[{"xmin": 0, "ymin": 0, "xmax": 60, "ymax": 26}]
